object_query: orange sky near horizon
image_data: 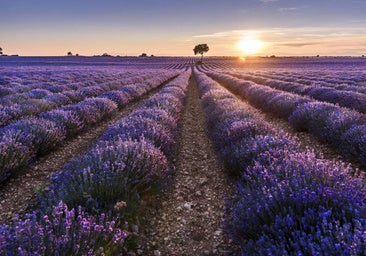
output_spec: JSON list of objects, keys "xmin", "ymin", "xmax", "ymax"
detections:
[{"xmin": 1, "ymin": 0, "xmax": 366, "ymax": 57}]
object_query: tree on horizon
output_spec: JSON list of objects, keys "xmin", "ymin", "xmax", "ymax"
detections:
[
  {"xmin": 193, "ymin": 44, "xmax": 209, "ymax": 64},
  {"xmin": 0, "ymin": 47, "xmax": 3, "ymax": 55}
]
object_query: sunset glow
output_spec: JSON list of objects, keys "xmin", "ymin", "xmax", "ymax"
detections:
[{"xmin": 237, "ymin": 38, "xmax": 265, "ymax": 55}]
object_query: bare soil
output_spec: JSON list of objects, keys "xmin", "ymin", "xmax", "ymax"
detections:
[{"xmin": 135, "ymin": 75, "xmax": 236, "ymax": 255}]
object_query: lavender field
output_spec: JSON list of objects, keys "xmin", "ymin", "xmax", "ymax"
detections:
[{"xmin": 0, "ymin": 56, "xmax": 366, "ymax": 255}]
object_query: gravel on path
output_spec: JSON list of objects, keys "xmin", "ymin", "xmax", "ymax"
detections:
[{"xmin": 137, "ymin": 75, "xmax": 236, "ymax": 256}]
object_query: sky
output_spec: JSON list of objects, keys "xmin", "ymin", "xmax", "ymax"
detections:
[{"xmin": 0, "ymin": 0, "xmax": 366, "ymax": 56}]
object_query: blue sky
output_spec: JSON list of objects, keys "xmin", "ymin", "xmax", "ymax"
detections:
[{"xmin": 1, "ymin": 0, "xmax": 366, "ymax": 56}]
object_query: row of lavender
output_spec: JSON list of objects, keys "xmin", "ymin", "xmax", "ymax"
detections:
[
  {"xmin": 0, "ymin": 70, "xmax": 155, "ymax": 103},
  {"xmin": 0, "ymin": 71, "xmax": 122, "ymax": 98},
  {"xmin": 249, "ymin": 70, "xmax": 366, "ymax": 93},
  {"xmin": 207, "ymin": 71, "xmax": 366, "ymax": 166},
  {"xmin": 0, "ymin": 71, "xmax": 85, "ymax": 95},
  {"xmin": 257, "ymin": 71, "xmax": 366, "ymax": 89},
  {"xmin": 195, "ymin": 70, "xmax": 366, "ymax": 255},
  {"xmin": 228, "ymin": 71, "xmax": 366, "ymax": 113},
  {"xmin": 0, "ymin": 70, "xmax": 178, "ymax": 183},
  {"xmin": 0, "ymin": 71, "xmax": 191, "ymax": 255},
  {"xmin": 0, "ymin": 71, "xmax": 159, "ymax": 126}
]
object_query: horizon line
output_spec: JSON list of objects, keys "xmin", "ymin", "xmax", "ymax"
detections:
[{"xmin": 1, "ymin": 55, "xmax": 365, "ymax": 58}]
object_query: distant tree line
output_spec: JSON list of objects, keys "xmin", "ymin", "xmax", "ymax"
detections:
[
  {"xmin": 0, "ymin": 47, "xmax": 18, "ymax": 56},
  {"xmin": 139, "ymin": 53, "xmax": 154, "ymax": 57},
  {"xmin": 66, "ymin": 51, "xmax": 156, "ymax": 57},
  {"xmin": 67, "ymin": 52, "xmax": 79, "ymax": 56}
]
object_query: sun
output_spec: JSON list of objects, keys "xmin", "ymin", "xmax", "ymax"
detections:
[{"xmin": 237, "ymin": 38, "xmax": 265, "ymax": 55}]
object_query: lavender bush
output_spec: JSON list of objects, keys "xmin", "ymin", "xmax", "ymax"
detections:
[
  {"xmin": 130, "ymin": 108, "xmax": 177, "ymax": 131},
  {"xmin": 288, "ymin": 102, "xmax": 339, "ymax": 134},
  {"xmin": 289, "ymin": 103, "xmax": 366, "ymax": 158},
  {"xmin": 99, "ymin": 91, "xmax": 130, "ymax": 108},
  {"xmin": 43, "ymin": 139, "xmax": 169, "ymax": 214},
  {"xmin": 62, "ymin": 90, "xmax": 84, "ymax": 103},
  {"xmin": 341, "ymin": 124, "xmax": 366, "ymax": 164},
  {"xmin": 0, "ymin": 130, "xmax": 32, "ymax": 182},
  {"xmin": 27, "ymin": 89, "xmax": 52, "ymax": 99},
  {"xmin": 41, "ymin": 109, "xmax": 84, "ymax": 136},
  {"xmin": 100, "ymin": 117, "xmax": 175, "ymax": 155},
  {"xmin": 0, "ymin": 201, "xmax": 127, "ymax": 255},
  {"xmin": 142, "ymin": 94, "xmax": 183, "ymax": 118},
  {"xmin": 43, "ymin": 93, "xmax": 72, "ymax": 106},
  {"xmin": 230, "ymin": 151, "xmax": 366, "ymax": 255},
  {"xmin": 0, "ymin": 87, "xmax": 15, "ymax": 97},
  {"xmin": 0, "ymin": 105, "xmax": 22, "ymax": 126},
  {"xmin": 221, "ymin": 134, "xmax": 296, "ymax": 175},
  {"xmin": 6, "ymin": 117, "xmax": 66, "ymax": 155}
]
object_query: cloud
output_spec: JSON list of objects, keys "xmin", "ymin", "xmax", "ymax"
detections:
[
  {"xmin": 276, "ymin": 42, "xmax": 323, "ymax": 47},
  {"xmin": 278, "ymin": 7, "xmax": 301, "ymax": 12},
  {"xmin": 193, "ymin": 31, "xmax": 236, "ymax": 38},
  {"xmin": 193, "ymin": 27, "xmax": 366, "ymax": 40},
  {"xmin": 193, "ymin": 30, "xmax": 265, "ymax": 39},
  {"xmin": 191, "ymin": 26, "xmax": 366, "ymax": 56},
  {"xmin": 349, "ymin": 19, "xmax": 366, "ymax": 24}
]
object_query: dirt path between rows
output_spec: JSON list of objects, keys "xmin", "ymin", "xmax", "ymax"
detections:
[
  {"xmin": 136, "ymin": 75, "xmax": 235, "ymax": 255},
  {"xmin": 0, "ymin": 83, "xmax": 169, "ymax": 224}
]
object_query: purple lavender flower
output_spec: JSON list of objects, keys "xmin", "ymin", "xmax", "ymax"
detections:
[
  {"xmin": 6, "ymin": 117, "xmax": 66, "ymax": 155},
  {"xmin": 40, "ymin": 109, "xmax": 84, "ymax": 136},
  {"xmin": 0, "ymin": 201, "xmax": 127, "ymax": 255},
  {"xmin": 44, "ymin": 139, "xmax": 169, "ymax": 213},
  {"xmin": 0, "ymin": 129, "xmax": 33, "ymax": 182},
  {"xmin": 99, "ymin": 91, "xmax": 130, "ymax": 108},
  {"xmin": 131, "ymin": 108, "xmax": 178, "ymax": 131},
  {"xmin": 76, "ymin": 86, "xmax": 105, "ymax": 98},
  {"xmin": 0, "ymin": 105, "xmax": 22, "ymax": 126},
  {"xmin": 62, "ymin": 90, "xmax": 84, "ymax": 102},
  {"xmin": 142, "ymin": 94, "xmax": 183, "ymax": 117},
  {"xmin": 62, "ymin": 103, "xmax": 101, "ymax": 125},
  {"xmin": 43, "ymin": 93, "xmax": 72, "ymax": 106},
  {"xmin": 288, "ymin": 102, "xmax": 338, "ymax": 135},
  {"xmin": 341, "ymin": 124, "xmax": 366, "ymax": 165},
  {"xmin": 0, "ymin": 86, "xmax": 15, "ymax": 97},
  {"xmin": 83, "ymin": 97, "xmax": 118, "ymax": 117},
  {"xmin": 26, "ymin": 89, "xmax": 52, "ymax": 99},
  {"xmin": 100, "ymin": 115, "xmax": 175, "ymax": 155}
]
